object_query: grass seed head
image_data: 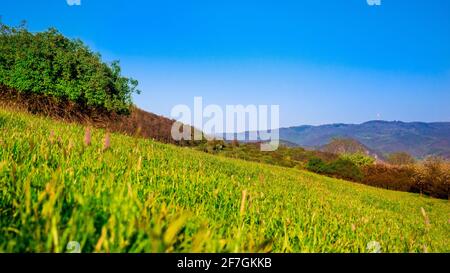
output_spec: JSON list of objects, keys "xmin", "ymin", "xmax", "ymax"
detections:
[
  {"xmin": 240, "ymin": 189, "xmax": 247, "ymax": 216},
  {"xmin": 49, "ymin": 130, "xmax": 55, "ymax": 143},
  {"xmin": 103, "ymin": 132, "xmax": 111, "ymax": 151},
  {"xmin": 420, "ymin": 207, "xmax": 430, "ymax": 228},
  {"xmin": 84, "ymin": 127, "xmax": 91, "ymax": 146}
]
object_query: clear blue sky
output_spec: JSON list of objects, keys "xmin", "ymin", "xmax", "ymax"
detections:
[{"xmin": 2, "ymin": 0, "xmax": 449, "ymax": 126}]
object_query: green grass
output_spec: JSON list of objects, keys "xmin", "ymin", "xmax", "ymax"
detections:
[{"xmin": 0, "ymin": 108, "xmax": 449, "ymax": 253}]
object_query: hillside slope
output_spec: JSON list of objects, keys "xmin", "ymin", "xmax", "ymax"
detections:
[
  {"xmin": 280, "ymin": 121, "xmax": 450, "ymax": 159},
  {"xmin": 0, "ymin": 108, "xmax": 449, "ymax": 253},
  {"xmin": 319, "ymin": 138, "xmax": 384, "ymax": 161},
  {"xmin": 0, "ymin": 85, "xmax": 198, "ymax": 145}
]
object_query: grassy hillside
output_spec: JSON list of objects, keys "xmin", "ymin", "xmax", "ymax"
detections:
[
  {"xmin": 0, "ymin": 85, "xmax": 197, "ymax": 145},
  {"xmin": 0, "ymin": 108, "xmax": 449, "ymax": 253}
]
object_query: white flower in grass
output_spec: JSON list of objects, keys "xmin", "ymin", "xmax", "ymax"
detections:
[{"xmin": 366, "ymin": 241, "xmax": 382, "ymax": 253}]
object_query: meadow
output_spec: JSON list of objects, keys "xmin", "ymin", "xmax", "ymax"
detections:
[{"xmin": 0, "ymin": 108, "xmax": 449, "ymax": 253}]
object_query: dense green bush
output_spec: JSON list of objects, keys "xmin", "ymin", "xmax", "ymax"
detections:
[
  {"xmin": 306, "ymin": 157, "xmax": 363, "ymax": 181},
  {"xmin": 340, "ymin": 152, "xmax": 375, "ymax": 168},
  {"xmin": 306, "ymin": 157, "xmax": 329, "ymax": 174},
  {"xmin": 327, "ymin": 158, "xmax": 363, "ymax": 181},
  {"xmin": 0, "ymin": 22, "xmax": 139, "ymax": 113}
]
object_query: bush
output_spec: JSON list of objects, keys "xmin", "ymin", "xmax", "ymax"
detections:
[
  {"xmin": 340, "ymin": 153, "xmax": 375, "ymax": 168},
  {"xmin": 362, "ymin": 164, "xmax": 417, "ymax": 192},
  {"xmin": 413, "ymin": 156, "xmax": 449, "ymax": 199},
  {"xmin": 361, "ymin": 158, "xmax": 449, "ymax": 199},
  {"xmin": 306, "ymin": 157, "xmax": 329, "ymax": 174},
  {"xmin": 387, "ymin": 152, "xmax": 415, "ymax": 166},
  {"xmin": 327, "ymin": 158, "xmax": 363, "ymax": 181},
  {"xmin": 307, "ymin": 157, "xmax": 363, "ymax": 181},
  {"xmin": 0, "ymin": 22, "xmax": 139, "ymax": 113}
]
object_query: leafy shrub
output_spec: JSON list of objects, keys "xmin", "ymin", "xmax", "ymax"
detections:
[
  {"xmin": 0, "ymin": 22, "xmax": 139, "ymax": 113},
  {"xmin": 307, "ymin": 157, "xmax": 363, "ymax": 181},
  {"xmin": 340, "ymin": 153, "xmax": 375, "ymax": 168},
  {"xmin": 306, "ymin": 157, "xmax": 329, "ymax": 174},
  {"xmin": 327, "ymin": 158, "xmax": 363, "ymax": 181}
]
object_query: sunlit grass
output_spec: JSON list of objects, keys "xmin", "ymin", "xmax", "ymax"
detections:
[{"xmin": 0, "ymin": 108, "xmax": 448, "ymax": 253}]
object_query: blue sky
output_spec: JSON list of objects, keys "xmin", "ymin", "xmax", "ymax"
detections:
[{"xmin": 1, "ymin": 0, "xmax": 449, "ymax": 126}]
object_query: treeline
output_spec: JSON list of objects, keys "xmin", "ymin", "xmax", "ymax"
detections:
[
  {"xmin": 0, "ymin": 22, "xmax": 139, "ymax": 113},
  {"xmin": 362, "ymin": 159, "xmax": 449, "ymax": 199},
  {"xmin": 307, "ymin": 154, "xmax": 449, "ymax": 199},
  {"xmin": 198, "ymin": 140, "xmax": 449, "ymax": 199}
]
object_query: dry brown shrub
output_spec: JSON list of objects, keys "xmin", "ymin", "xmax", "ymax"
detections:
[
  {"xmin": 362, "ymin": 164, "xmax": 417, "ymax": 192},
  {"xmin": 412, "ymin": 156, "xmax": 449, "ymax": 199}
]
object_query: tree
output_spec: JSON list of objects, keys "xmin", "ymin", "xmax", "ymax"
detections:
[
  {"xmin": 0, "ymin": 22, "xmax": 140, "ymax": 113},
  {"xmin": 413, "ymin": 156, "xmax": 449, "ymax": 199},
  {"xmin": 387, "ymin": 152, "xmax": 415, "ymax": 166}
]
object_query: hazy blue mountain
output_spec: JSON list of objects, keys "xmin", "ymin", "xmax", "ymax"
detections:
[{"xmin": 279, "ymin": 121, "xmax": 450, "ymax": 159}]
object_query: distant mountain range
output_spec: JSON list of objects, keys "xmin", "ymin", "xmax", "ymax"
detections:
[{"xmin": 279, "ymin": 120, "xmax": 450, "ymax": 159}]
